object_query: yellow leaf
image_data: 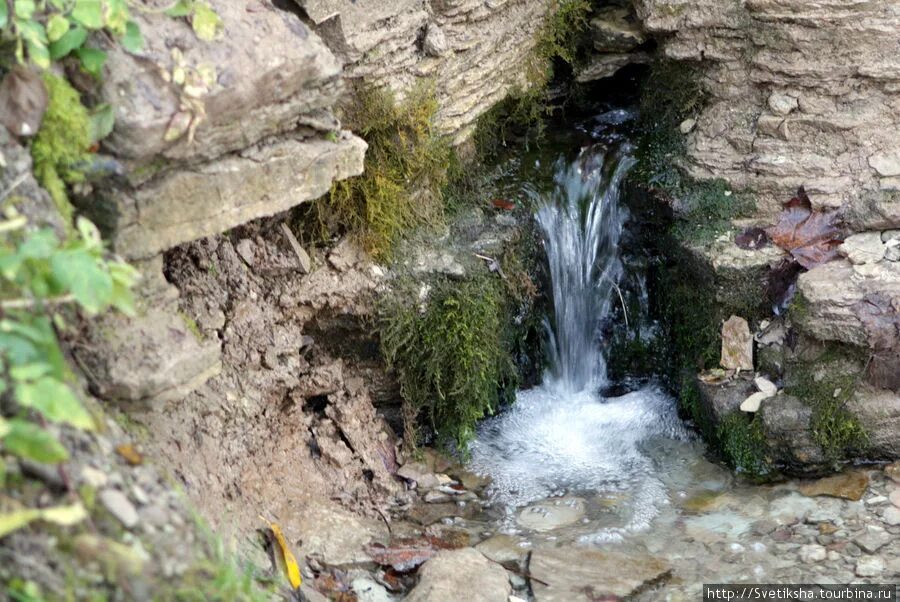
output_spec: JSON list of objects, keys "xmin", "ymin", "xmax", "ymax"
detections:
[
  {"xmin": 0, "ymin": 503, "xmax": 86, "ymax": 539},
  {"xmin": 0, "ymin": 509, "xmax": 41, "ymax": 539},
  {"xmin": 262, "ymin": 517, "xmax": 301, "ymax": 590}
]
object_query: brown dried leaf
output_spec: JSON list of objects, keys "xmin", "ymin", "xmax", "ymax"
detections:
[
  {"xmin": 115, "ymin": 444, "xmax": 143, "ymax": 465},
  {"xmin": 765, "ymin": 188, "xmax": 842, "ymax": 269},
  {"xmin": 0, "ymin": 66, "xmax": 48, "ymax": 137}
]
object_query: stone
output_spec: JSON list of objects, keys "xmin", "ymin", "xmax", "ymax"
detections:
[
  {"xmin": 351, "ymin": 577, "xmax": 393, "ymax": 602},
  {"xmin": 697, "ymin": 378, "xmax": 757, "ymax": 429},
  {"xmin": 759, "ymin": 394, "xmax": 829, "ymax": 474},
  {"xmin": 280, "ymin": 223, "xmax": 312, "ymax": 274},
  {"xmin": 740, "ymin": 391, "xmax": 769, "ymax": 413},
  {"xmin": 404, "ymin": 549, "xmax": 511, "ymax": 602},
  {"xmin": 799, "ymin": 544, "xmax": 826, "ymax": 563},
  {"xmin": 398, "ymin": 462, "xmax": 442, "ymax": 490},
  {"xmin": 768, "ymin": 92, "xmax": 799, "ymax": 116},
  {"xmin": 100, "ymin": 489, "xmax": 140, "ymax": 529},
  {"xmin": 883, "ymin": 506, "xmax": 900, "ymax": 526},
  {"xmin": 291, "ymin": 502, "xmax": 388, "ymax": 568},
  {"xmin": 754, "ymin": 376, "xmax": 778, "ymax": 396},
  {"xmin": 235, "ymin": 239, "xmax": 256, "ymax": 267},
  {"xmin": 91, "ymin": 134, "xmax": 367, "ymax": 259},
  {"xmin": 883, "ymin": 230, "xmax": 900, "ymax": 244},
  {"xmin": 680, "ymin": 118, "xmax": 697, "ymax": 134},
  {"xmin": 887, "ymin": 462, "xmax": 900, "ymax": 484},
  {"xmin": 890, "ymin": 489, "xmax": 900, "ymax": 508},
  {"xmin": 886, "ymin": 241, "xmax": 900, "ymax": 262},
  {"xmin": 847, "ymin": 388, "xmax": 900, "ymax": 458},
  {"xmin": 576, "ymin": 52, "xmax": 651, "ymax": 83},
  {"xmin": 422, "ymin": 24, "xmax": 449, "ymax": 57},
  {"xmin": 517, "ymin": 497, "xmax": 586, "ymax": 532},
  {"xmin": 474, "ymin": 534, "xmax": 528, "ymax": 569},
  {"xmin": 530, "ymin": 547, "xmax": 670, "ymax": 601},
  {"xmin": 853, "ymin": 527, "xmax": 892, "ymax": 553},
  {"xmin": 839, "ymin": 233, "xmax": 885, "ymax": 265},
  {"xmin": 590, "ymin": 7, "xmax": 646, "ymax": 52},
  {"xmin": 855, "ymin": 556, "xmax": 884, "ymax": 577},
  {"xmin": 798, "ymin": 471, "xmax": 870, "ymax": 502},
  {"xmin": 869, "ymin": 153, "xmax": 900, "ymax": 177},
  {"xmin": 80, "ymin": 466, "xmax": 109, "ymax": 489},
  {"xmin": 721, "ymin": 316, "xmax": 753, "ymax": 371}
]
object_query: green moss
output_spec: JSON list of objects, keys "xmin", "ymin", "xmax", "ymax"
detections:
[
  {"xmin": 784, "ymin": 349, "xmax": 869, "ymax": 466},
  {"xmin": 179, "ymin": 311, "xmax": 203, "ymax": 341},
  {"xmin": 312, "ymin": 84, "xmax": 452, "ymax": 260},
  {"xmin": 379, "ymin": 273, "xmax": 518, "ymax": 450},
  {"xmin": 30, "ymin": 74, "xmax": 92, "ymax": 228},
  {"xmin": 717, "ymin": 413, "xmax": 773, "ymax": 480},
  {"xmin": 535, "ymin": 0, "xmax": 593, "ymax": 69}
]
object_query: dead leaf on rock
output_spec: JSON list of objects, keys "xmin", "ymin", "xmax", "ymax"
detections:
[
  {"xmin": 115, "ymin": 444, "xmax": 143, "ymax": 466},
  {"xmin": 766, "ymin": 188, "xmax": 843, "ymax": 270},
  {"xmin": 0, "ymin": 66, "xmax": 48, "ymax": 137},
  {"xmin": 366, "ymin": 533, "xmax": 467, "ymax": 572},
  {"xmin": 720, "ymin": 315, "xmax": 753, "ymax": 371}
]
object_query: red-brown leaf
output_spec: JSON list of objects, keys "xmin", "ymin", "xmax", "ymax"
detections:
[
  {"xmin": 765, "ymin": 188, "xmax": 843, "ymax": 269},
  {"xmin": 491, "ymin": 199, "xmax": 515, "ymax": 211}
]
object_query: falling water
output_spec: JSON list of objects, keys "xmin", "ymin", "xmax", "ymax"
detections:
[
  {"xmin": 537, "ymin": 148, "xmax": 634, "ymax": 393},
  {"xmin": 470, "ymin": 142, "xmax": 692, "ymax": 543}
]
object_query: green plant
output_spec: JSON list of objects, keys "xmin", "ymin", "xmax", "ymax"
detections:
[
  {"xmin": 314, "ymin": 84, "xmax": 452, "ymax": 259},
  {"xmin": 0, "ymin": 211, "xmax": 137, "ymax": 529},
  {"xmin": 380, "ymin": 274, "xmax": 517, "ymax": 449},
  {"xmin": 30, "ymin": 73, "xmax": 92, "ymax": 224},
  {"xmin": 534, "ymin": 0, "xmax": 592, "ymax": 68},
  {"xmin": 2, "ymin": 0, "xmax": 144, "ymax": 74}
]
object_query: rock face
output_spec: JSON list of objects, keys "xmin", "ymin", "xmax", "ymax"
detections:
[
  {"xmin": 635, "ymin": 0, "xmax": 900, "ymax": 223},
  {"xmin": 290, "ymin": 0, "xmax": 553, "ymax": 144}
]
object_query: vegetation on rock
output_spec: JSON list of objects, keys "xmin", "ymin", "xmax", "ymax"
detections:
[{"xmin": 313, "ymin": 85, "xmax": 452, "ymax": 260}]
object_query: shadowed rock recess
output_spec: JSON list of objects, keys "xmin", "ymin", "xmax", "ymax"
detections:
[{"xmin": 2, "ymin": 0, "xmax": 899, "ymax": 599}]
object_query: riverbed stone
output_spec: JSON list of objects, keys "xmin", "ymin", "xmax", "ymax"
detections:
[
  {"xmin": 517, "ymin": 497, "xmax": 586, "ymax": 532},
  {"xmin": 853, "ymin": 527, "xmax": 892, "ymax": 554},
  {"xmin": 855, "ymin": 556, "xmax": 885, "ymax": 577},
  {"xmin": 530, "ymin": 547, "xmax": 670, "ymax": 601},
  {"xmin": 100, "ymin": 489, "xmax": 139, "ymax": 529},
  {"xmin": 291, "ymin": 502, "xmax": 387, "ymax": 568},
  {"xmin": 799, "ymin": 544, "xmax": 826, "ymax": 563},
  {"xmin": 798, "ymin": 471, "xmax": 870, "ymax": 501},
  {"xmin": 404, "ymin": 549, "xmax": 510, "ymax": 602},
  {"xmin": 474, "ymin": 534, "xmax": 528, "ymax": 569}
]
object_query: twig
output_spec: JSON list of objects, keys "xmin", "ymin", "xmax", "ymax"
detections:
[
  {"xmin": 603, "ymin": 276, "xmax": 629, "ymax": 329},
  {"xmin": 0, "ymin": 172, "xmax": 29, "ymax": 203}
]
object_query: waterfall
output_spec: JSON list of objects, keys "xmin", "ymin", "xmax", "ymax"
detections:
[
  {"xmin": 536, "ymin": 148, "xmax": 635, "ymax": 393},
  {"xmin": 469, "ymin": 143, "xmax": 691, "ymax": 542}
]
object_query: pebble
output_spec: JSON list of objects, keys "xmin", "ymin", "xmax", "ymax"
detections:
[
  {"xmin": 132, "ymin": 485, "xmax": 150, "ymax": 506},
  {"xmin": 881, "ymin": 506, "xmax": 900, "ymax": 526},
  {"xmin": 99, "ymin": 489, "xmax": 139, "ymax": 529},
  {"xmin": 799, "ymin": 544, "xmax": 826, "ymax": 563},
  {"xmin": 80, "ymin": 466, "xmax": 109, "ymax": 488},
  {"xmin": 855, "ymin": 556, "xmax": 884, "ymax": 577},
  {"xmin": 889, "ymin": 489, "xmax": 900, "ymax": 508},
  {"xmin": 866, "ymin": 495, "xmax": 888, "ymax": 505},
  {"xmin": 854, "ymin": 527, "xmax": 892, "ymax": 553}
]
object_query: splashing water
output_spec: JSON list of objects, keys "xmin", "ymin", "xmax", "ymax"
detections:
[{"xmin": 470, "ymin": 145, "xmax": 692, "ymax": 542}]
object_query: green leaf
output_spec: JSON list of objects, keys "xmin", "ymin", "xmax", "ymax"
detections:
[
  {"xmin": 0, "ymin": 508, "xmax": 41, "ymax": 539},
  {"xmin": 26, "ymin": 40, "xmax": 50, "ymax": 69},
  {"xmin": 89, "ymin": 103, "xmax": 115, "ymax": 142},
  {"xmin": 71, "ymin": 0, "xmax": 104, "ymax": 30},
  {"xmin": 165, "ymin": 0, "xmax": 193, "ymax": 18},
  {"xmin": 75, "ymin": 47, "xmax": 107, "ymax": 78},
  {"xmin": 75, "ymin": 216, "xmax": 103, "ymax": 249},
  {"xmin": 50, "ymin": 249, "xmax": 113, "ymax": 313},
  {"xmin": 191, "ymin": 1, "xmax": 222, "ymax": 41},
  {"xmin": 104, "ymin": 0, "xmax": 128, "ymax": 34},
  {"xmin": 46, "ymin": 14, "xmax": 70, "ymax": 43},
  {"xmin": 13, "ymin": 0, "xmax": 36, "ymax": 20},
  {"xmin": 17, "ymin": 229, "xmax": 59, "ymax": 260},
  {"xmin": 49, "ymin": 25, "xmax": 88, "ymax": 60},
  {"xmin": 9, "ymin": 363, "xmax": 51, "ymax": 381},
  {"xmin": 15, "ymin": 377, "xmax": 94, "ymax": 430},
  {"xmin": 3, "ymin": 419, "xmax": 69, "ymax": 463},
  {"xmin": 121, "ymin": 20, "xmax": 143, "ymax": 54},
  {"xmin": 0, "ymin": 2, "xmax": 8, "ymax": 29},
  {"xmin": 0, "ymin": 417, "xmax": 10, "ymax": 439}
]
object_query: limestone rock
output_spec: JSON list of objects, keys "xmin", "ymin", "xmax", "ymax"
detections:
[
  {"xmin": 530, "ymin": 547, "xmax": 670, "ymax": 601},
  {"xmin": 740, "ymin": 391, "xmax": 769, "ymax": 413},
  {"xmin": 291, "ymin": 502, "xmax": 388, "ymax": 568},
  {"xmin": 576, "ymin": 52, "xmax": 651, "ymax": 83},
  {"xmin": 590, "ymin": 7, "xmax": 646, "ymax": 53},
  {"xmin": 721, "ymin": 316, "xmax": 753, "ymax": 371},
  {"xmin": 101, "ymin": 0, "xmax": 344, "ymax": 169},
  {"xmin": 89, "ymin": 134, "xmax": 367, "ymax": 259},
  {"xmin": 759, "ymin": 394, "xmax": 828, "ymax": 473},
  {"xmin": 423, "ymin": 24, "xmax": 449, "ymax": 58},
  {"xmin": 846, "ymin": 387, "xmax": 900, "ymax": 457},
  {"xmin": 767, "ymin": 92, "xmax": 798, "ymax": 116},
  {"xmin": 405, "ymin": 549, "xmax": 511, "ymax": 602},
  {"xmin": 839, "ymin": 233, "xmax": 885, "ymax": 265},
  {"xmin": 697, "ymin": 378, "xmax": 756, "ymax": 427}
]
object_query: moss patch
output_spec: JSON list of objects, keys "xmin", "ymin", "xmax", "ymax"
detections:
[
  {"xmin": 379, "ymin": 272, "xmax": 519, "ymax": 450},
  {"xmin": 717, "ymin": 412, "xmax": 772, "ymax": 480},
  {"xmin": 30, "ymin": 73, "xmax": 92, "ymax": 228},
  {"xmin": 783, "ymin": 346, "xmax": 870, "ymax": 466},
  {"xmin": 311, "ymin": 84, "xmax": 452, "ymax": 260}
]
